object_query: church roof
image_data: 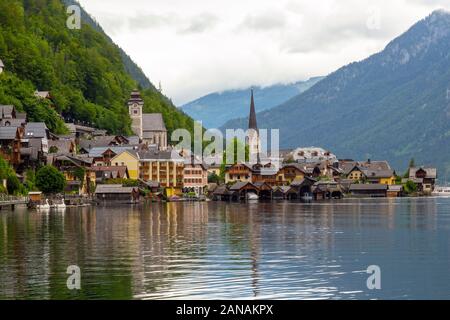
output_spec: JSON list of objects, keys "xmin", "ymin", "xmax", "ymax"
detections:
[
  {"xmin": 248, "ymin": 89, "xmax": 258, "ymax": 130},
  {"xmin": 143, "ymin": 113, "xmax": 166, "ymax": 132}
]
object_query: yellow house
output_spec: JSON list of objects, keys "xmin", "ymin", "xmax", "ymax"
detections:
[
  {"xmin": 379, "ymin": 176, "xmax": 396, "ymax": 185},
  {"xmin": 347, "ymin": 167, "xmax": 364, "ymax": 181},
  {"xmin": 111, "ymin": 150, "xmax": 139, "ymax": 180},
  {"xmin": 347, "ymin": 166, "xmax": 396, "ymax": 185}
]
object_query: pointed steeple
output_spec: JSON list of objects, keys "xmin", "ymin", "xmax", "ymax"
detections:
[{"xmin": 248, "ymin": 89, "xmax": 258, "ymax": 130}]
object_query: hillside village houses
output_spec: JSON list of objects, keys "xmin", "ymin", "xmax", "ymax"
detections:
[{"xmin": 0, "ymin": 60, "xmax": 439, "ymax": 201}]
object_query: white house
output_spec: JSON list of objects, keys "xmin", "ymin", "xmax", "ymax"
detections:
[{"xmin": 291, "ymin": 147, "xmax": 337, "ymax": 164}]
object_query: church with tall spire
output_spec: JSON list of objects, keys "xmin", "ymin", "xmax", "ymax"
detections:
[{"xmin": 247, "ymin": 89, "xmax": 260, "ymax": 164}]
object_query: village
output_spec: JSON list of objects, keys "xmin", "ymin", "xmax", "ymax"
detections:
[{"xmin": 0, "ymin": 58, "xmax": 439, "ymax": 206}]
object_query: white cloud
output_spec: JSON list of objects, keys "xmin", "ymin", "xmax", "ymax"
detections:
[{"xmin": 77, "ymin": 0, "xmax": 449, "ymax": 105}]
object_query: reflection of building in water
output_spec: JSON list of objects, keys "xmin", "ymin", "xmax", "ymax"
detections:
[{"xmin": 134, "ymin": 202, "xmax": 210, "ymax": 298}]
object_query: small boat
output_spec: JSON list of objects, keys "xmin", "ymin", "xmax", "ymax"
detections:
[
  {"xmin": 302, "ymin": 193, "xmax": 313, "ymax": 201},
  {"xmin": 247, "ymin": 193, "xmax": 259, "ymax": 200},
  {"xmin": 432, "ymin": 186, "xmax": 450, "ymax": 197},
  {"xmin": 36, "ymin": 199, "xmax": 50, "ymax": 210}
]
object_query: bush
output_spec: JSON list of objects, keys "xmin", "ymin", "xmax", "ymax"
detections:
[
  {"xmin": 36, "ymin": 165, "xmax": 66, "ymax": 194},
  {"xmin": 404, "ymin": 180, "xmax": 418, "ymax": 194}
]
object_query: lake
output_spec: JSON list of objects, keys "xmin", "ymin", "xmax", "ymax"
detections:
[{"xmin": 1, "ymin": 198, "xmax": 450, "ymax": 300}]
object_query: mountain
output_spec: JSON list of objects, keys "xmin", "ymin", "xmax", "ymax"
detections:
[
  {"xmin": 222, "ymin": 10, "xmax": 450, "ymax": 177},
  {"xmin": 0, "ymin": 0, "xmax": 194, "ymax": 136},
  {"xmin": 181, "ymin": 77, "xmax": 323, "ymax": 129},
  {"xmin": 62, "ymin": 0, "xmax": 154, "ymax": 90}
]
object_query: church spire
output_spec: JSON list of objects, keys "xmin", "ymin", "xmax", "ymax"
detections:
[{"xmin": 248, "ymin": 88, "xmax": 258, "ymax": 130}]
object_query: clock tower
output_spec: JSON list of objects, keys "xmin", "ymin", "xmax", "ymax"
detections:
[{"xmin": 128, "ymin": 90, "xmax": 144, "ymax": 138}]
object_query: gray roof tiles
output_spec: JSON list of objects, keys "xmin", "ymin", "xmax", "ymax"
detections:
[
  {"xmin": 0, "ymin": 126, "xmax": 18, "ymax": 140},
  {"xmin": 142, "ymin": 114, "xmax": 166, "ymax": 132}
]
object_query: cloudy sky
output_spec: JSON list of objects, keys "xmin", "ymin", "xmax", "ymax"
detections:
[{"xmin": 77, "ymin": 0, "xmax": 449, "ymax": 105}]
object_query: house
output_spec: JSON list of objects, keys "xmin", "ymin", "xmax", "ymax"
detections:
[
  {"xmin": 183, "ymin": 159, "xmax": 208, "ymax": 196},
  {"xmin": 387, "ymin": 185, "xmax": 404, "ymax": 198},
  {"xmin": 48, "ymin": 139, "xmax": 76, "ymax": 155},
  {"xmin": 345, "ymin": 160, "xmax": 396, "ymax": 184},
  {"xmin": 53, "ymin": 155, "xmax": 96, "ymax": 194},
  {"xmin": 95, "ymin": 184, "xmax": 140, "ymax": 203},
  {"xmin": 289, "ymin": 177, "xmax": 316, "ymax": 199},
  {"xmin": 0, "ymin": 126, "xmax": 23, "ymax": 166},
  {"xmin": 128, "ymin": 90, "xmax": 168, "ymax": 149},
  {"xmin": 0, "ymin": 105, "xmax": 16, "ymax": 119},
  {"xmin": 290, "ymin": 147, "xmax": 337, "ymax": 164},
  {"xmin": 0, "ymin": 118, "xmax": 26, "ymax": 127},
  {"xmin": 409, "ymin": 167, "xmax": 437, "ymax": 194},
  {"xmin": 207, "ymin": 163, "xmax": 222, "ymax": 177},
  {"xmin": 229, "ymin": 181, "xmax": 259, "ymax": 200},
  {"xmin": 79, "ymin": 135, "xmax": 130, "ymax": 150},
  {"xmin": 225, "ymin": 163, "xmax": 254, "ymax": 183},
  {"xmin": 90, "ymin": 166, "xmax": 129, "ymax": 183},
  {"xmin": 34, "ymin": 91, "xmax": 52, "ymax": 100},
  {"xmin": 20, "ymin": 122, "xmax": 49, "ymax": 168},
  {"xmin": 253, "ymin": 181, "xmax": 272, "ymax": 199},
  {"xmin": 212, "ymin": 185, "xmax": 232, "ymax": 201},
  {"xmin": 89, "ymin": 146, "xmax": 139, "ymax": 166},
  {"xmin": 110, "ymin": 150, "xmax": 140, "ymax": 180},
  {"xmin": 276, "ymin": 164, "xmax": 307, "ymax": 185},
  {"xmin": 312, "ymin": 181, "xmax": 343, "ymax": 200},
  {"xmin": 271, "ymin": 186, "xmax": 291, "ymax": 200},
  {"xmin": 138, "ymin": 149, "xmax": 185, "ymax": 197},
  {"xmin": 0, "ymin": 59, "xmax": 4, "ymax": 74},
  {"xmin": 349, "ymin": 184, "xmax": 388, "ymax": 197}
]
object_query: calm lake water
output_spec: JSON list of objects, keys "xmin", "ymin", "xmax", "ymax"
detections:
[{"xmin": 1, "ymin": 198, "xmax": 450, "ymax": 300}]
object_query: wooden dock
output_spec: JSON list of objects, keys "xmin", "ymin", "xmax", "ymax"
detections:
[{"xmin": 0, "ymin": 196, "xmax": 29, "ymax": 210}]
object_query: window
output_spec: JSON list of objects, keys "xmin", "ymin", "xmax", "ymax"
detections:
[{"xmin": 133, "ymin": 109, "xmax": 138, "ymax": 115}]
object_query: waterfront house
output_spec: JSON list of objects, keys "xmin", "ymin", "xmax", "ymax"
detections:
[
  {"xmin": 225, "ymin": 163, "xmax": 254, "ymax": 184},
  {"xmin": 183, "ymin": 159, "xmax": 208, "ymax": 196},
  {"xmin": 229, "ymin": 181, "xmax": 259, "ymax": 200},
  {"xmin": 53, "ymin": 155, "xmax": 96, "ymax": 194},
  {"xmin": 111, "ymin": 150, "xmax": 140, "ymax": 180},
  {"xmin": 253, "ymin": 181, "xmax": 273, "ymax": 199},
  {"xmin": 212, "ymin": 185, "xmax": 232, "ymax": 201},
  {"xmin": 276, "ymin": 164, "xmax": 307, "ymax": 185},
  {"xmin": 408, "ymin": 167, "xmax": 437, "ymax": 193},
  {"xmin": 387, "ymin": 185, "xmax": 404, "ymax": 197},
  {"xmin": 138, "ymin": 149, "xmax": 184, "ymax": 197},
  {"xmin": 349, "ymin": 184, "xmax": 388, "ymax": 197},
  {"xmin": 271, "ymin": 186, "xmax": 291, "ymax": 200},
  {"xmin": 95, "ymin": 184, "xmax": 139, "ymax": 203},
  {"xmin": 312, "ymin": 181, "xmax": 343, "ymax": 200},
  {"xmin": 289, "ymin": 177, "xmax": 316, "ymax": 199},
  {"xmin": 344, "ymin": 160, "xmax": 396, "ymax": 184}
]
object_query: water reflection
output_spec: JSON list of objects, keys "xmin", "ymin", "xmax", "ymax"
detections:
[{"xmin": 0, "ymin": 198, "xmax": 448, "ymax": 300}]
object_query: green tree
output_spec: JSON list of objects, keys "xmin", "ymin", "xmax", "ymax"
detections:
[
  {"xmin": 36, "ymin": 165, "xmax": 66, "ymax": 194},
  {"xmin": 404, "ymin": 180, "xmax": 418, "ymax": 194},
  {"xmin": 208, "ymin": 172, "xmax": 221, "ymax": 184}
]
